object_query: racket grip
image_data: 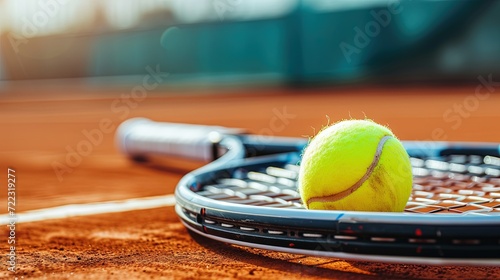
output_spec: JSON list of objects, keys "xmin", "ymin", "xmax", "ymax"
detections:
[{"xmin": 116, "ymin": 118, "xmax": 240, "ymax": 162}]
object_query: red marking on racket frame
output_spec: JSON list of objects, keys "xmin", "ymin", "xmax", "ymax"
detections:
[{"xmin": 343, "ymin": 227, "xmax": 355, "ymax": 234}]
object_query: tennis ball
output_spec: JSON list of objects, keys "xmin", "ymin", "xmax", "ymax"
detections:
[{"xmin": 298, "ymin": 119, "xmax": 412, "ymax": 212}]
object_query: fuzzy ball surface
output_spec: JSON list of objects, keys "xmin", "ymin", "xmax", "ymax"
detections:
[{"xmin": 298, "ymin": 119, "xmax": 413, "ymax": 212}]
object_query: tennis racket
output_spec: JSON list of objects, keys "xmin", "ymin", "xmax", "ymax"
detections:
[{"xmin": 116, "ymin": 118, "xmax": 500, "ymax": 266}]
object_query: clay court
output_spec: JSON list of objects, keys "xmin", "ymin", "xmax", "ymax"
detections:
[{"xmin": 0, "ymin": 83, "xmax": 499, "ymax": 279}]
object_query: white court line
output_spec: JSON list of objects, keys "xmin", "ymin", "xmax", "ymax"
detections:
[{"xmin": 0, "ymin": 195, "xmax": 176, "ymax": 225}]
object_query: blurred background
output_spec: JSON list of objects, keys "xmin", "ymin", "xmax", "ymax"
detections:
[{"xmin": 0, "ymin": 0, "xmax": 499, "ymax": 87}]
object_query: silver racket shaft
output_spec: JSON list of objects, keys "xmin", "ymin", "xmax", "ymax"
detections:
[{"xmin": 115, "ymin": 118, "xmax": 243, "ymax": 162}]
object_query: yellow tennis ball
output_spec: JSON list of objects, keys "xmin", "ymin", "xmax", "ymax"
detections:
[{"xmin": 298, "ymin": 119, "xmax": 413, "ymax": 212}]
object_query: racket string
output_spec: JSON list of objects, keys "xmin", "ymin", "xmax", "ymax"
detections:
[
  {"xmin": 198, "ymin": 167, "xmax": 303, "ymax": 209},
  {"xmin": 408, "ymin": 155, "xmax": 500, "ymax": 214}
]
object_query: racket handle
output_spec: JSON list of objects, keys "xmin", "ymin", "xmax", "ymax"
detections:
[{"xmin": 116, "ymin": 118, "xmax": 241, "ymax": 162}]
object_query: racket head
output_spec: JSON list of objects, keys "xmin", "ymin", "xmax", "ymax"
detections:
[{"xmin": 174, "ymin": 139, "xmax": 500, "ymax": 266}]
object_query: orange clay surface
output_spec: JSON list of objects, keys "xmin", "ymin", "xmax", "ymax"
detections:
[{"xmin": 0, "ymin": 82, "xmax": 499, "ymax": 279}]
